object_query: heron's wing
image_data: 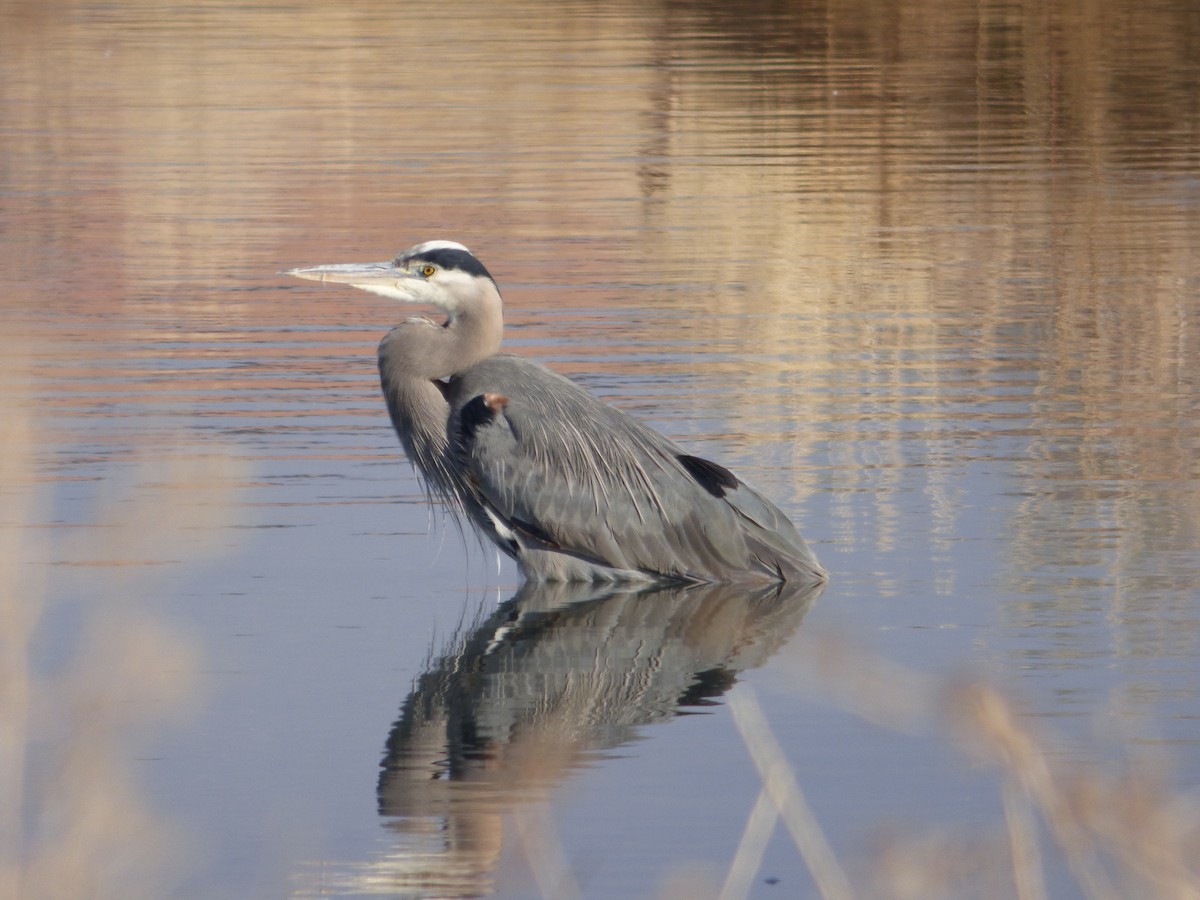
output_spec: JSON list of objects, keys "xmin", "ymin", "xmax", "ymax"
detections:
[{"xmin": 450, "ymin": 356, "xmax": 824, "ymax": 582}]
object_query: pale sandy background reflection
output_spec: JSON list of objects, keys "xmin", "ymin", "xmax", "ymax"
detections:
[{"xmin": 2, "ymin": 0, "xmax": 1198, "ymax": 897}]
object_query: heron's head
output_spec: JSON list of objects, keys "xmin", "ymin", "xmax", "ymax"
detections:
[{"xmin": 283, "ymin": 240, "xmax": 498, "ymax": 317}]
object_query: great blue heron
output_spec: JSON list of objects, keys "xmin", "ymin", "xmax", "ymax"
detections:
[{"xmin": 283, "ymin": 241, "xmax": 825, "ymax": 584}]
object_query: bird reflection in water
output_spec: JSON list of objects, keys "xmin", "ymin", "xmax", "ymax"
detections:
[{"xmin": 345, "ymin": 578, "xmax": 822, "ymax": 897}]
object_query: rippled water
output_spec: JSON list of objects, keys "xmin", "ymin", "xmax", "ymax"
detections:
[{"xmin": 3, "ymin": 0, "xmax": 1198, "ymax": 897}]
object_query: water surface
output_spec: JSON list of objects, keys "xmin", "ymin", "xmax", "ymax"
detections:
[{"xmin": 2, "ymin": 0, "xmax": 1197, "ymax": 897}]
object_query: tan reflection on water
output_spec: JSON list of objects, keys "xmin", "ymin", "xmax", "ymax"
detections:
[{"xmin": 4, "ymin": 0, "xmax": 1193, "ymax": 504}]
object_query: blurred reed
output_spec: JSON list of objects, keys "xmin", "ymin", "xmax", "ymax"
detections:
[
  {"xmin": 0, "ymin": 339, "xmax": 245, "ymax": 900},
  {"xmin": 709, "ymin": 646, "xmax": 1198, "ymax": 900},
  {"xmin": 509, "ymin": 630, "xmax": 1199, "ymax": 900}
]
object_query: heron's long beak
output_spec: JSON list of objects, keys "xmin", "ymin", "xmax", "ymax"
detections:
[{"xmin": 280, "ymin": 262, "xmax": 419, "ymax": 287}]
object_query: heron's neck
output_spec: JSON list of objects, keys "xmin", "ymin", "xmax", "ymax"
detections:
[{"xmin": 444, "ymin": 283, "xmax": 503, "ymax": 369}]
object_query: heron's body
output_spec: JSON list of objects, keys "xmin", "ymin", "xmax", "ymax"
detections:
[{"xmin": 286, "ymin": 241, "xmax": 826, "ymax": 585}]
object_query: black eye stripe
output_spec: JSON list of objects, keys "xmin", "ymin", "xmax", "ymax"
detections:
[{"xmin": 405, "ymin": 248, "xmax": 494, "ymax": 282}]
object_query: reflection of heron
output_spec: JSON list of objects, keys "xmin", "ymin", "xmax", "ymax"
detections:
[
  {"xmin": 368, "ymin": 579, "xmax": 822, "ymax": 898},
  {"xmin": 284, "ymin": 241, "xmax": 825, "ymax": 584}
]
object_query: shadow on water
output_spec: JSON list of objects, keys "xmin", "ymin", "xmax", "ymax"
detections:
[{"xmin": 368, "ymin": 579, "xmax": 822, "ymax": 897}]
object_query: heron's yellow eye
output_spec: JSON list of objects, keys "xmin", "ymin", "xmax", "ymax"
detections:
[{"xmin": 421, "ymin": 265, "xmax": 436, "ymax": 277}]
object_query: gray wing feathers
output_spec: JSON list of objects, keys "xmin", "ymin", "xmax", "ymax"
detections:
[
  {"xmin": 720, "ymin": 478, "xmax": 826, "ymax": 580},
  {"xmin": 450, "ymin": 355, "xmax": 825, "ymax": 583}
]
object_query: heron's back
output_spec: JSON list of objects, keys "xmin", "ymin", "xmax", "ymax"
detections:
[{"xmin": 446, "ymin": 355, "xmax": 825, "ymax": 584}]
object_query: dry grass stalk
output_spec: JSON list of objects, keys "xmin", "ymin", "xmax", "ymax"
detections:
[
  {"xmin": 728, "ymin": 687, "xmax": 856, "ymax": 900},
  {"xmin": 717, "ymin": 787, "xmax": 779, "ymax": 900},
  {"xmin": 753, "ymin": 632, "xmax": 1200, "ymax": 900},
  {"xmin": 946, "ymin": 681, "xmax": 1120, "ymax": 899},
  {"xmin": 947, "ymin": 681, "xmax": 1200, "ymax": 900},
  {"xmin": 1001, "ymin": 781, "xmax": 1048, "ymax": 900},
  {"xmin": 512, "ymin": 801, "xmax": 583, "ymax": 900}
]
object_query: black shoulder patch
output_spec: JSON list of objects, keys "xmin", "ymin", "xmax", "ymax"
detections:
[
  {"xmin": 458, "ymin": 393, "xmax": 499, "ymax": 446},
  {"xmin": 677, "ymin": 454, "xmax": 739, "ymax": 498}
]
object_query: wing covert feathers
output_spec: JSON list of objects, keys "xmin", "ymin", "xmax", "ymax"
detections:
[{"xmin": 444, "ymin": 355, "xmax": 825, "ymax": 584}]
